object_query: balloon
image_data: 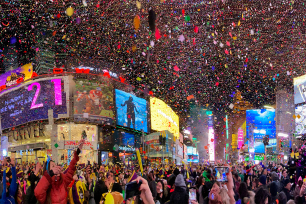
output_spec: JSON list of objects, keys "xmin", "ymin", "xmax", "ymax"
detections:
[
  {"xmin": 134, "ymin": 15, "xmax": 140, "ymax": 30},
  {"xmin": 105, "ymin": 193, "xmax": 114, "ymax": 204},
  {"xmin": 76, "ymin": 18, "xmax": 81, "ymax": 24},
  {"xmin": 136, "ymin": 1, "xmax": 141, "ymax": 9},
  {"xmin": 148, "ymin": 8, "xmax": 156, "ymax": 32},
  {"xmin": 66, "ymin": 7, "xmax": 74, "ymax": 16},
  {"xmin": 10, "ymin": 37, "xmax": 17, "ymax": 44}
]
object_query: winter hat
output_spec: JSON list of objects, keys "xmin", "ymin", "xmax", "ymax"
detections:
[
  {"xmin": 283, "ymin": 179, "xmax": 290, "ymax": 187},
  {"xmin": 270, "ymin": 181, "xmax": 278, "ymax": 197},
  {"xmin": 175, "ymin": 174, "xmax": 186, "ymax": 187},
  {"xmin": 173, "ymin": 168, "xmax": 180, "ymax": 176},
  {"xmin": 271, "ymin": 172, "xmax": 279, "ymax": 181},
  {"xmin": 259, "ymin": 175, "xmax": 266, "ymax": 185}
]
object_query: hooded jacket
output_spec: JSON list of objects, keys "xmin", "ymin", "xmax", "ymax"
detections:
[{"xmin": 34, "ymin": 150, "xmax": 80, "ymax": 204}]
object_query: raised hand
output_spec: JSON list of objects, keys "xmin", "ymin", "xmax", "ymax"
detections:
[
  {"xmin": 10, "ymin": 158, "xmax": 15, "ymax": 167},
  {"xmin": 78, "ymin": 139, "xmax": 85, "ymax": 150}
]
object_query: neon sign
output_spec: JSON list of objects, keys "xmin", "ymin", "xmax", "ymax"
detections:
[
  {"xmin": 238, "ymin": 128, "xmax": 244, "ymax": 149},
  {"xmin": 0, "ymin": 77, "xmax": 67, "ymax": 130}
]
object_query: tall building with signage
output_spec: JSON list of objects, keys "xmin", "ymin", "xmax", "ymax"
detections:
[
  {"xmin": 188, "ymin": 102, "xmax": 214, "ymax": 162},
  {"xmin": 276, "ymin": 89, "xmax": 295, "ymax": 160}
]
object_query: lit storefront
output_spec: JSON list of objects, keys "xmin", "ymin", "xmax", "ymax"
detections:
[
  {"xmin": 4, "ymin": 124, "xmax": 51, "ymax": 164},
  {"xmin": 57, "ymin": 123, "xmax": 98, "ymax": 164}
]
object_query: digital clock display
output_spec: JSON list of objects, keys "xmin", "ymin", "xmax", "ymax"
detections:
[{"xmin": 0, "ymin": 77, "xmax": 68, "ymax": 130}]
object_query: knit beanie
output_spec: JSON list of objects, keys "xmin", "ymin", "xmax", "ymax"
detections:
[{"xmin": 175, "ymin": 174, "xmax": 186, "ymax": 187}]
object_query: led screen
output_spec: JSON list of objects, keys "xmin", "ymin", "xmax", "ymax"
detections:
[
  {"xmin": 246, "ymin": 109, "xmax": 276, "ymax": 153},
  {"xmin": 121, "ymin": 132, "xmax": 135, "ymax": 146},
  {"xmin": 74, "ymin": 79, "xmax": 114, "ymax": 125},
  {"xmin": 294, "ymin": 74, "xmax": 306, "ymax": 104},
  {"xmin": 0, "ymin": 63, "xmax": 33, "ymax": 91},
  {"xmin": 0, "ymin": 77, "xmax": 67, "ymax": 130},
  {"xmin": 187, "ymin": 146, "xmax": 193, "ymax": 155},
  {"xmin": 115, "ymin": 89, "xmax": 147, "ymax": 132},
  {"xmin": 295, "ymin": 104, "xmax": 306, "ymax": 135},
  {"xmin": 150, "ymin": 97, "xmax": 179, "ymax": 138}
]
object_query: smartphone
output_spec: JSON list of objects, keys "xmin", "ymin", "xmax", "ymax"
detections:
[
  {"xmin": 88, "ymin": 160, "xmax": 90, "ymax": 166},
  {"xmin": 189, "ymin": 188, "xmax": 196, "ymax": 204},
  {"xmin": 125, "ymin": 180, "xmax": 142, "ymax": 200},
  {"xmin": 215, "ymin": 166, "xmax": 229, "ymax": 182}
]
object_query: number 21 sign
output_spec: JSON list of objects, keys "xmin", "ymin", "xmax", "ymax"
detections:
[{"xmin": 0, "ymin": 77, "xmax": 68, "ymax": 130}]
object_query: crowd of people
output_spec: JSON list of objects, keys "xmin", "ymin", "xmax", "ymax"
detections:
[{"xmin": 0, "ymin": 140, "xmax": 306, "ymax": 204}]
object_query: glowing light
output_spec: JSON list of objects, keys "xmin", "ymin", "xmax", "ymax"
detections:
[
  {"xmin": 51, "ymin": 78, "xmax": 63, "ymax": 105},
  {"xmin": 208, "ymin": 127, "xmax": 215, "ymax": 161},
  {"xmin": 28, "ymin": 82, "xmax": 43, "ymax": 109},
  {"xmin": 249, "ymin": 148, "xmax": 255, "ymax": 153},
  {"xmin": 278, "ymin": 133, "xmax": 288, "ymax": 137},
  {"xmin": 284, "ymin": 155, "xmax": 288, "ymax": 160}
]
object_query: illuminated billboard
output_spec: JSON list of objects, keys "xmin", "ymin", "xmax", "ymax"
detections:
[
  {"xmin": 150, "ymin": 97, "xmax": 179, "ymax": 138},
  {"xmin": 0, "ymin": 77, "xmax": 68, "ymax": 130},
  {"xmin": 0, "ymin": 63, "xmax": 33, "ymax": 92},
  {"xmin": 208, "ymin": 126, "xmax": 215, "ymax": 161},
  {"xmin": 294, "ymin": 75, "xmax": 306, "ymax": 104},
  {"xmin": 115, "ymin": 89, "xmax": 148, "ymax": 132},
  {"xmin": 295, "ymin": 104, "xmax": 306, "ymax": 135},
  {"xmin": 246, "ymin": 109, "xmax": 276, "ymax": 153},
  {"xmin": 74, "ymin": 79, "xmax": 114, "ymax": 125}
]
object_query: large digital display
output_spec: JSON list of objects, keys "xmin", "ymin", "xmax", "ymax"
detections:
[
  {"xmin": 0, "ymin": 63, "xmax": 33, "ymax": 88},
  {"xmin": 115, "ymin": 89, "xmax": 147, "ymax": 132},
  {"xmin": 187, "ymin": 146, "xmax": 193, "ymax": 155},
  {"xmin": 0, "ymin": 77, "xmax": 67, "ymax": 130},
  {"xmin": 121, "ymin": 132, "xmax": 135, "ymax": 146},
  {"xmin": 246, "ymin": 109, "xmax": 276, "ymax": 153},
  {"xmin": 295, "ymin": 104, "xmax": 306, "ymax": 135},
  {"xmin": 150, "ymin": 97, "xmax": 179, "ymax": 138},
  {"xmin": 294, "ymin": 74, "xmax": 306, "ymax": 104},
  {"xmin": 74, "ymin": 79, "xmax": 114, "ymax": 125}
]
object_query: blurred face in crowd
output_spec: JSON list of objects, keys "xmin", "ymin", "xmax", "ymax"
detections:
[
  {"xmin": 156, "ymin": 181, "xmax": 163, "ymax": 194},
  {"xmin": 283, "ymin": 170, "xmax": 287, "ymax": 178},
  {"xmin": 285, "ymin": 182, "xmax": 291, "ymax": 190},
  {"xmin": 106, "ymin": 172, "xmax": 114, "ymax": 183},
  {"xmin": 211, "ymin": 183, "xmax": 220, "ymax": 195},
  {"xmin": 263, "ymin": 169, "xmax": 267, "ymax": 175}
]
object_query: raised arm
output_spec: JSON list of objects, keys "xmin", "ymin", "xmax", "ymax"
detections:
[
  {"xmin": 63, "ymin": 139, "xmax": 84, "ymax": 187},
  {"xmin": 34, "ymin": 170, "xmax": 52, "ymax": 204},
  {"xmin": 2, "ymin": 167, "xmax": 7, "ymax": 200}
]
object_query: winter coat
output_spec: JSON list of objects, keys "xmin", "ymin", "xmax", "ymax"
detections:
[
  {"xmin": 24, "ymin": 173, "xmax": 39, "ymax": 204},
  {"xmin": 34, "ymin": 150, "xmax": 79, "ymax": 204},
  {"xmin": 169, "ymin": 186, "xmax": 189, "ymax": 204},
  {"xmin": 0, "ymin": 166, "xmax": 17, "ymax": 204}
]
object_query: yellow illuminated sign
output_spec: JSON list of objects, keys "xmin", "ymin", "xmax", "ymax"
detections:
[{"xmin": 150, "ymin": 97, "xmax": 179, "ymax": 138}]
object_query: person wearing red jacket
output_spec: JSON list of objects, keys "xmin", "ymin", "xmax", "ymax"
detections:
[{"xmin": 34, "ymin": 139, "xmax": 85, "ymax": 204}]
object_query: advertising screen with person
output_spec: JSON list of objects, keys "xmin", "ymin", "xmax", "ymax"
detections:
[
  {"xmin": 115, "ymin": 89, "xmax": 148, "ymax": 132},
  {"xmin": 74, "ymin": 79, "xmax": 114, "ymax": 125},
  {"xmin": 246, "ymin": 109, "xmax": 276, "ymax": 154}
]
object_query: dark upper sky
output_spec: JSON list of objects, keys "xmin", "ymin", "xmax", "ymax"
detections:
[{"xmin": 0, "ymin": 0, "xmax": 303, "ymax": 127}]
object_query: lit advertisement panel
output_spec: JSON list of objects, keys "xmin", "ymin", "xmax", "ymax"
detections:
[
  {"xmin": 115, "ymin": 89, "xmax": 148, "ymax": 132},
  {"xmin": 121, "ymin": 132, "xmax": 135, "ymax": 147},
  {"xmin": 295, "ymin": 104, "xmax": 306, "ymax": 135},
  {"xmin": 208, "ymin": 126, "xmax": 215, "ymax": 161},
  {"xmin": 294, "ymin": 74, "xmax": 306, "ymax": 104},
  {"xmin": 0, "ymin": 63, "xmax": 33, "ymax": 90},
  {"xmin": 246, "ymin": 109, "xmax": 276, "ymax": 153},
  {"xmin": 150, "ymin": 97, "xmax": 179, "ymax": 138},
  {"xmin": 0, "ymin": 77, "xmax": 68, "ymax": 130},
  {"xmin": 238, "ymin": 128, "xmax": 244, "ymax": 149},
  {"xmin": 74, "ymin": 79, "xmax": 114, "ymax": 125},
  {"xmin": 187, "ymin": 146, "xmax": 193, "ymax": 155}
]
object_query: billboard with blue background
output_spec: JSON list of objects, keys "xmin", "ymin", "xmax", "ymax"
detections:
[
  {"xmin": 246, "ymin": 109, "xmax": 276, "ymax": 153},
  {"xmin": 115, "ymin": 89, "xmax": 148, "ymax": 132}
]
